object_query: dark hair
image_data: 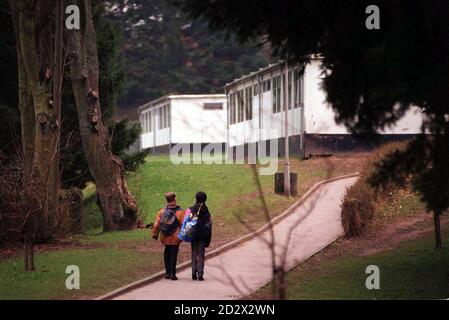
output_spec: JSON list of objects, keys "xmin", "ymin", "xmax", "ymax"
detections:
[
  {"xmin": 195, "ymin": 191, "xmax": 207, "ymax": 204},
  {"xmin": 165, "ymin": 192, "xmax": 176, "ymax": 203}
]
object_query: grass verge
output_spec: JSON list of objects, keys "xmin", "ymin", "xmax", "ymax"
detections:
[{"xmin": 250, "ymin": 180, "xmax": 448, "ymax": 300}]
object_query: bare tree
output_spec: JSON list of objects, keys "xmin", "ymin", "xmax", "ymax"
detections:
[{"xmin": 0, "ymin": 154, "xmax": 41, "ymax": 271}]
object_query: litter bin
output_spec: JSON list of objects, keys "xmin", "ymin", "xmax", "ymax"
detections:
[{"xmin": 274, "ymin": 172, "xmax": 298, "ymax": 196}]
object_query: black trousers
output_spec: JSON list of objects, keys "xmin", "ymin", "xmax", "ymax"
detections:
[
  {"xmin": 191, "ymin": 240, "xmax": 206, "ymax": 277},
  {"xmin": 164, "ymin": 245, "xmax": 179, "ymax": 276}
]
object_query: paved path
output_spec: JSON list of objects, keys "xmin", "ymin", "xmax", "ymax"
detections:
[{"xmin": 114, "ymin": 176, "xmax": 358, "ymax": 300}]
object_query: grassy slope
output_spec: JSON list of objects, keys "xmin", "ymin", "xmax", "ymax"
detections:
[
  {"xmin": 251, "ymin": 189, "xmax": 449, "ymax": 300},
  {"xmin": 83, "ymin": 155, "xmax": 362, "ymax": 245},
  {"xmin": 0, "ymin": 155, "xmax": 364, "ymax": 300}
]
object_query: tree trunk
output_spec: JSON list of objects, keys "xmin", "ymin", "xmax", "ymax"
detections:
[
  {"xmin": 24, "ymin": 241, "xmax": 35, "ymax": 272},
  {"xmin": 11, "ymin": 1, "xmax": 35, "ymax": 179},
  {"xmin": 17, "ymin": 51, "xmax": 35, "ymax": 177},
  {"xmin": 49, "ymin": 0, "xmax": 64, "ymax": 232},
  {"xmin": 434, "ymin": 209, "xmax": 442, "ymax": 249},
  {"xmin": 10, "ymin": 0, "xmax": 61, "ymax": 242},
  {"xmin": 68, "ymin": 0, "xmax": 139, "ymax": 231},
  {"xmin": 23, "ymin": 229, "xmax": 35, "ymax": 271}
]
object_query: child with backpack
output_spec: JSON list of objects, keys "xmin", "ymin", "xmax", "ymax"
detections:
[
  {"xmin": 179, "ymin": 191, "xmax": 212, "ymax": 281},
  {"xmin": 152, "ymin": 192, "xmax": 185, "ymax": 280}
]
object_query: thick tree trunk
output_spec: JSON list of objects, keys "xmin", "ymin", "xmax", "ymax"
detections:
[
  {"xmin": 17, "ymin": 52, "xmax": 35, "ymax": 177},
  {"xmin": 11, "ymin": 1, "xmax": 35, "ymax": 179},
  {"xmin": 68, "ymin": 0, "xmax": 139, "ymax": 231},
  {"xmin": 10, "ymin": 0, "xmax": 61, "ymax": 242}
]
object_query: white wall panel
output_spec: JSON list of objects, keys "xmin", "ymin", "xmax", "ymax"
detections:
[
  {"xmin": 170, "ymin": 96, "xmax": 227, "ymax": 144},
  {"xmin": 303, "ymin": 60, "xmax": 424, "ymax": 135}
]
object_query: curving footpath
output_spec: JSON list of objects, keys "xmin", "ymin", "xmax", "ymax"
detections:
[{"xmin": 104, "ymin": 175, "xmax": 358, "ymax": 300}]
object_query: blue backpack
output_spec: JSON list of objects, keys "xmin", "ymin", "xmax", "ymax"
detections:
[{"xmin": 178, "ymin": 208, "xmax": 200, "ymax": 242}]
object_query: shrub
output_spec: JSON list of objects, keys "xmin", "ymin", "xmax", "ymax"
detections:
[
  {"xmin": 341, "ymin": 179, "xmax": 375, "ymax": 237},
  {"xmin": 341, "ymin": 141, "xmax": 409, "ymax": 237},
  {"xmin": 0, "ymin": 158, "xmax": 31, "ymax": 244},
  {"xmin": 0, "ymin": 156, "xmax": 85, "ymax": 245}
]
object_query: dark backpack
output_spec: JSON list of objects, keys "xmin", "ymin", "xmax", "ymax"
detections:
[{"xmin": 159, "ymin": 207, "xmax": 179, "ymax": 236}]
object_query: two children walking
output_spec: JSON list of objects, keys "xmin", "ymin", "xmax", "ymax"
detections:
[{"xmin": 152, "ymin": 191, "xmax": 212, "ymax": 281}]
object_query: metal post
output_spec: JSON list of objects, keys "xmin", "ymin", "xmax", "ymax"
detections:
[
  {"xmin": 258, "ymin": 75, "xmax": 263, "ymax": 148},
  {"xmin": 299, "ymin": 70, "xmax": 306, "ymax": 157},
  {"xmin": 225, "ymin": 87, "xmax": 230, "ymax": 161},
  {"xmin": 284, "ymin": 61, "xmax": 291, "ymax": 196},
  {"xmin": 152, "ymin": 109, "xmax": 156, "ymax": 155}
]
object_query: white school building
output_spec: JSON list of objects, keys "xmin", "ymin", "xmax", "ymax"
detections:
[
  {"xmin": 225, "ymin": 58, "xmax": 424, "ymax": 156},
  {"xmin": 138, "ymin": 94, "xmax": 227, "ymax": 152},
  {"xmin": 138, "ymin": 59, "xmax": 424, "ymax": 156}
]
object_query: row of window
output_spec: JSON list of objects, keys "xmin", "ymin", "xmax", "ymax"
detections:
[
  {"xmin": 140, "ymin": 104, "xmax": 170, "ymax": 133},
  {"xmin": 141, "ymin": 101, "xmax": 223, "ymax": 133},
  {"xmin": 253, "ymin": 79, "xmax": 271, "ymax": 95},
  {"xmin": 229, "ymin": 69, "xmax": 303, "ymax": 124}
]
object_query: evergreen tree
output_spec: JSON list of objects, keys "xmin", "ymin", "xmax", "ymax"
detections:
[
  {"xmin": 104, "ymin": 0, "xmax": 270, "ymax": 114},
  {"xmin": 0, "ymin": 0, "xmax": 20, "ymax": 157}
]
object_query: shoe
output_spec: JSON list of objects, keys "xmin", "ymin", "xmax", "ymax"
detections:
[
  {"xmin": 164, "ymin": 274, "xmax": 170, "ymax": 279},
  {"xmin": 192, "ymin": 274, "xmax": 198, "ymax": 280},
  {"xmin": 198, "ymin": 275, "xmax": 204, "ymax": 281},
  {"xmin": 170, "ymin": 275, "xmax": 178, "ymax": 281}
]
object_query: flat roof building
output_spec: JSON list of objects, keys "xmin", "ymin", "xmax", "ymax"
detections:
[
  {"xmin": 138, "ymin": 94, "xmax": 227, "ymax": 153},
  {"xmin": 225, "ymin": 58, "xmax": 424, "ymax": 156}
]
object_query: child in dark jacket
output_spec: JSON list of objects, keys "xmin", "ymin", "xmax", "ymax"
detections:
[{"xmin": 187, "ymin": 191, "xmax": 212, "ymax": 281}]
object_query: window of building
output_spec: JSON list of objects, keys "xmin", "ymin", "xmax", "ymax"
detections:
[
  {"xmin": 230, "ymin": 93, "xmax": 236, "ymax": 124},
  {"xmin": 158, "ymin": 108, "xmax": 163, "ymax": 129},
  {"xmin": 142, "ymin": 112, "xmax": 150, "ymax": 133},
  {"xmin": 158, "ymin": 105, "xmax": 170, "ymax": 129},
  {"xmin": 263, "ymin": 79, "xmax": 271, "ymax": 92},
  {"xmin": 253, "ymin": 83, "xmax": 260, "ymax": 96},
  {"xmin": 288, "ymin": 71, "xmax": 293, "ymax": 110},
  {"xmin": 203, "ymin": 102, "xmax": 223, "ymax": 110},
  {"xmin": 167, "ymin": 105, "xmax": 170, "ymax": 127},
  {"xmin": 245, "ymin": 86, "xmax": 253, "ymax": 120},
  {"xmin": 294, "ymin": 69, "xmax": 303, "ymax": 108},
  {"xmin": 147, "ymin": 112, "xmax": 152, "ymax": 132},
  {"xmin": 166, "ymin": 105, "xmax": 170, "ymax": 128},
  {"xmin": 140, "ymin": 114, "xmax": 144, "ymax": 133},
  {"xmin": 280, "ymin": 71, "xmax": 294, "ymax": 111},
  {"xmin": 237, "ymin": 90, "xmax": 244, "ymax": 122},
  {"xmin": 272, "ymin": 75, "xmax": 281, "ymax": 113}
]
